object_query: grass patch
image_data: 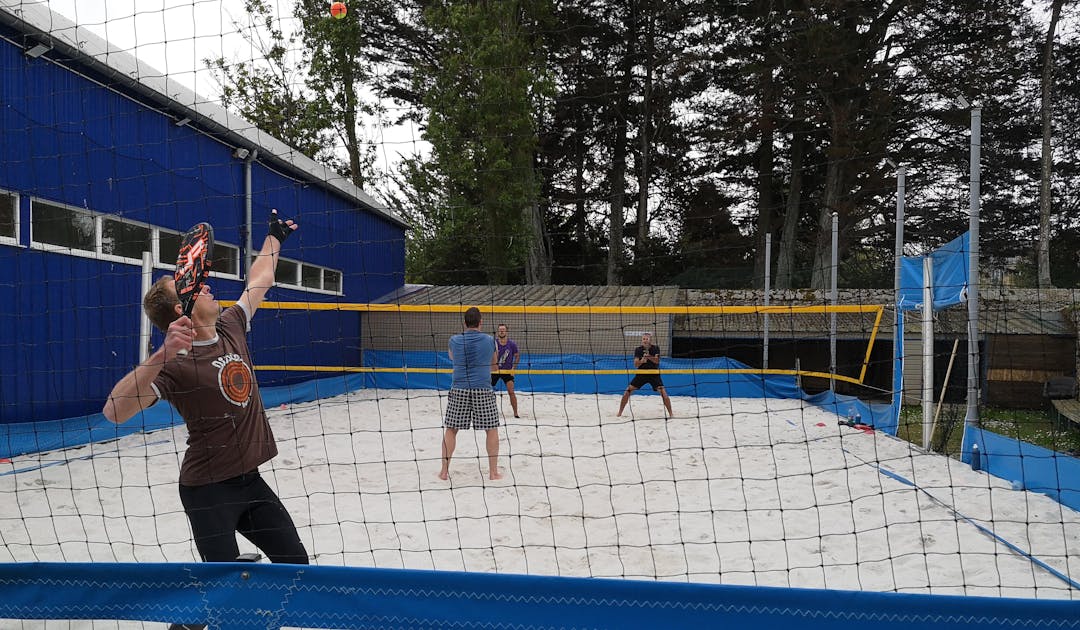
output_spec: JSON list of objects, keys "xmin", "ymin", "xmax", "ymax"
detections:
[{"xmin": 897, "ymin": 404, "xmax": 1080, "ymax": 458}]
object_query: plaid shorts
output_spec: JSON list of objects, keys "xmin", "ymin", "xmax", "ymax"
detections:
[{"xmin": 444, "ymin": 388, "xmax": 500, "ymax": 430}]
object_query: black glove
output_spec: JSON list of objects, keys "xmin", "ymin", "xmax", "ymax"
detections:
[{"xmin": 268, "ymin": 209, "xmax": 295, "ymax": 243}]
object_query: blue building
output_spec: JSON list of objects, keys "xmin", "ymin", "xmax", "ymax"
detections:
[{"xmin": 0, "ymin": 3, "xmax": 407, "ymax": 425}]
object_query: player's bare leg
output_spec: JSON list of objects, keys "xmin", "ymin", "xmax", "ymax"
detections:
[
  {"xmin": 617, "ymin": 387, "xmax": 636, "ymax": 416},
  {"xmin": 506, "ymin": 380, "xmax": 519, "ymax": 417},
  {"xmin": 438, "ymin": 428, "xmax": 458, "ymax": 480},
  {"xmin": 485, "ymin": 428, "xmax": 502, "ymax": 480},
  {"xmin": 659, "ymin": 387, "xmax": 674, "ymax": 418}
]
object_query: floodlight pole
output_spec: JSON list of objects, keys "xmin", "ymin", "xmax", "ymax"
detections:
[{"xmin": 965, "ymin": 104, "xmax": 981, "ymax": 429}]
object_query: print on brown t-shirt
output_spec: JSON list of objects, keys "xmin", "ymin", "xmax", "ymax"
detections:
[{"xmin": 152, "ymin": 304, "xmax": 277, "ymax": 486}]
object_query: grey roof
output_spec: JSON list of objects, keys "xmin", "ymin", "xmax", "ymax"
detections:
[
  {"xmin": 391, "ymin": 285, "xmax": 684, "ymax": 307},
  {"xmin": 383, "ymin": 285, "xmax": 1078, "ymax": 338},
  {"xmin": 0, "ymin": 0, "xmax": 406, "ymax": 229}
]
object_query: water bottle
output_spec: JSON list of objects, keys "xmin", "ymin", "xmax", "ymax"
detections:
[{"xmin": 971, "ymin": 443, "xmax": 981, "ymax": 472}]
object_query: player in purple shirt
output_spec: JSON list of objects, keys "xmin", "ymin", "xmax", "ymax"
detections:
[{"xmin": 491, "ymin": 324, "xmax": 521, "ymax": 418}]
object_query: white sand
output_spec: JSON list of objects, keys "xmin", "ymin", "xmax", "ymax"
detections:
[{"xmin": 1, "ymin": 388, "xmax": 1078, "ymax": 627}]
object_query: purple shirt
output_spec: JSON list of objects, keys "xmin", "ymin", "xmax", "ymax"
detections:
[{"xmin": 495, "ymin": 339, "xmax": 519, "ymax": 370}]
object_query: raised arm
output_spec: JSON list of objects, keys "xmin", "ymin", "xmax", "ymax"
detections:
[
  {"xmin": 240, "ymin": 209, "xmax": 297, "ymax": 318},
  {"xmin": 103, "ymin": 316, "xmax": 193, "ymax": 424}
]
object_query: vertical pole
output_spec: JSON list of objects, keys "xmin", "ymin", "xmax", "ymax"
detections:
[
  {"xmin": 244, "ymin": 150, "xmax": 258, "ymax": 278},
  {"xmin": 764, "ymin": 233, "xmax": 771, "ymax": 370},
  {"xmin": 893, "ymin": 167, "xmax": 906, "ymax": 294},
  {"xmin": 830, "ymin": 211, "xmax": 838, "ymax": 391},
  {"xmin": 923, "ymin": 256, "xmax": 934, "ymax": 449},
  {"xmin": 894, "ymin": 167, "xmax": 906, "ymax": 417},
  {"xmin": 966, "ymin": 107, "xmax": 981, "ymax": 429},
  {"xmin": 139, "ymin": 251, "xmax": 153, "ymax": 363}
]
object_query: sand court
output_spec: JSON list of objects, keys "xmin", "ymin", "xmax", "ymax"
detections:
[{"xmin": 2, "ymin": 388, "xmax": 1078, "ymax": 613}]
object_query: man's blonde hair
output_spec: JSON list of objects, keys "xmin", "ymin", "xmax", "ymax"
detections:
[{"xmin": 144, "ymin": 276, "xmax": 180, "ymax": 333}]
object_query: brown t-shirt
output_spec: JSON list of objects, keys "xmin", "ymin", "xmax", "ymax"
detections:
[{"xmin": 152, "ymin": 304, "xmax": 277, "ymax": 486}]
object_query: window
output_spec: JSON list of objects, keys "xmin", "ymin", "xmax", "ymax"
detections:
[
  {"xmin": 275, "ymin": 258, "xmax": 299, "ymax": 285},
  {"xmin": 32, "ymin": 201, "xmax": 95, "ymax": 252},
  {"xmin": 102, "ymin": 215, "xmax": 151, "ymax": 259},
  {"xmin": 159, "ymin": 228, "xmax": 239, "ymax": 279},
  {"xmin": 302, "ymin": 264, "xmax": 322, "ymax": 289},
  {"xmin": 324, "ymin": 269, "xmax": 341, "ymax": 293},
  {"xmin": 0, "ymin": 191, "xmax": 17, "ymax": 244},
  {"xmin": 214, "ymin": 242, "xmax": 239, "ymax": 276},
  {"xmin": 158, "ymin": 230, "xmax": 180, "ymax": 265}
]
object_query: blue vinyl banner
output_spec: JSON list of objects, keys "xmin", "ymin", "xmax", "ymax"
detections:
[
  {"xmin": 898, "ymin": 232, "xmax": 970, "ymax": 311},
  {"xmin": 0, "ymin": 561, "xmax": 1077, "ymax": 629}
]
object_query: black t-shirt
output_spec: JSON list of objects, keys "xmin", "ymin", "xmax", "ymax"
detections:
[{"xmin": 634, "ymin": 344, "xmax": 660, "ymax": 370}]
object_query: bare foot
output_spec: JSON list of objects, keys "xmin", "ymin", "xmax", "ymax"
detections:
[
  {"xmin": 489, "ymin": 469, "xmax": 503, "ymax": 480},
  {"xmin": 437, "ymin": 470, "xmax": 449, "ymax": 481}
]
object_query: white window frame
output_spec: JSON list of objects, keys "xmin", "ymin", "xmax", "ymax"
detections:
[
  {"xmin": 0, "ymin": 189, "xmax": 19, "ymax": 247},
  {"xmin": 29, "ymin": 199, "xmax": 125, "ymax": 262},
  {"xmin": 154, "ymin": 227, "xmax": 241, "ymax": 281},
  {"xmin": 272, "ymin": 255, "xmax": 343, "ymax": 296},
  {"xmin": 26, "ymin": 197, "xmax": 339, "ymax": 295}
]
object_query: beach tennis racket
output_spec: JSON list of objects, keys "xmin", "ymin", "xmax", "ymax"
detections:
[{"xmin": 173, "ymin": 222, "xmax": 214, "ymax": 356}]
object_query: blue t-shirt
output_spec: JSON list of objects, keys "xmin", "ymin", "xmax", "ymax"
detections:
[{"xmin": 449, "ymin": 330, "xmax": 496, "ymax": 389}]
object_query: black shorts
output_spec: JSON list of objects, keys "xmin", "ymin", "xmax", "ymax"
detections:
[
  {"xmin": 629, "ymin": 373, "xmax": 665, "ymax": 391},
  {"xmin": 491, "ymin": 373, "xmax": 515, "ymax": 386},
  {"xmin": 178, "ymin": 472, "xmax": 308, "ymax": 564}
]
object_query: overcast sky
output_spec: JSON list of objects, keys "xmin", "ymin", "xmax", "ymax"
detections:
[{"xmin": 40, "ymin": 0, "xmax": 423, "ymax": 179}]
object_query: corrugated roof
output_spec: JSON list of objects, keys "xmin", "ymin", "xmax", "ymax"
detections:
[
  {"xmin": 391, "ymin": 285, "xmax": 684, "ymax": 307},
  {"xmin": 385, "ymin": 286, "xmax": 1077, "ymax": 338}
]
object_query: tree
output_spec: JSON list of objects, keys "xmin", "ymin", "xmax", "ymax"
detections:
[
  {"xmin": 413, "ymin": 0, "xmax": 553, "ymax": 284},
  {"xmin": 1038, "ymin": 0, "xmax": 1066, "ymax": 288},
  {"xmin": 204, "ymin": 0, "xmax": 338, "ymax": 164}
]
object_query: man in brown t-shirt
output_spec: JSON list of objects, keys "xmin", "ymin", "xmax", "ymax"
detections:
[{"xmin": 104, "ymin": 210, "xmax": 308, "ymax": 572}]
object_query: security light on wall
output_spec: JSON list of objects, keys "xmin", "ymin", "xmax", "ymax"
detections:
[
  {"xmin": 25, "ymin": 43, "xmax": 51, "ymax": 58},
  {"xmin": 174, "ymin": 117, "xmax": 192, "ymax": 127},
  {"xmin": 233, "ymin": 148, "xmax": 250, "ymax": 160}
]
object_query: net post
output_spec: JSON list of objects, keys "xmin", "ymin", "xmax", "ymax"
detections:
[
  {"xmin": 922, "ymin": 256, "xmax": 934, "ymax": 449},
  {"xmin": 139, "ymin": 251, "xmax": 153, "ymax": 363},
  {"xmin": 965, "ymin": 105, "xmax": 981, "ymax": 429},
  {"xmin": 830, "ymin": 211, "xmax": 838, "ymax": 391}
]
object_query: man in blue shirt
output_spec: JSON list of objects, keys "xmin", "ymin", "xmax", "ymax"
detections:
[{"xmin": 439, "ymin": 306, "xmax": 501, "ymax": 481}]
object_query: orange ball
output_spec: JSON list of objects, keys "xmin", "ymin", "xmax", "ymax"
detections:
[{"xmin": 330, "ymin": 2, "xmax": 347, "ymax": 19}]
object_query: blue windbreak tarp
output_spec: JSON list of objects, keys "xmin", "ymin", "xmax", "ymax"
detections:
[
  {"xmin": 362, "ymin": 351, "xmax": 896, "ymax": 433},
  {"xmin": 962, "ymin": 425, "xmax": 1080, "ymax": 512},
  {"xmin": 0, "ymin": 354, "xmax": 893, "ymax": 459},
  {"xmin": 0, "ymin": 373, "xmax": 368, "ymax": 460},
  {"xmin": 2, "ymin": 561, "xmax": 1079, "ymax": 629},
  {"xmin": 898, "ymin": 232, "xmax": 969, "ymax": 311}
]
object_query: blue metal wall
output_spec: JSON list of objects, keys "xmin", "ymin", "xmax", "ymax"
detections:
[{"xmin": 0, "ymin": 33, "xmax": 405, "ymax": 424}]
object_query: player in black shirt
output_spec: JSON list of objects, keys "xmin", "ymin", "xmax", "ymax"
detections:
[{"xmin": 617, "ymin": 332, "xmax": 674, "ymax": 418}]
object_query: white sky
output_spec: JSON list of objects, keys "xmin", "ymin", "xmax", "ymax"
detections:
[{"xmin": 39, "ymin": 0, "xmax": 424, "ymax": 180}]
